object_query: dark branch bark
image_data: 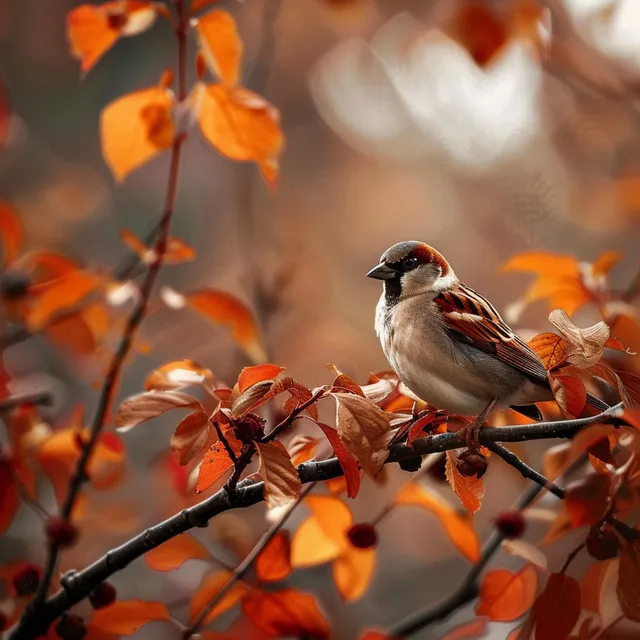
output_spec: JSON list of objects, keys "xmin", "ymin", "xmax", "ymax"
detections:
[{"xmin": 7, "ymin": 403, "xmax": 622, "ymax": 639}]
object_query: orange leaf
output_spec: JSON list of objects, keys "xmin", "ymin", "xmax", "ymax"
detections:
[
  {"xmin": 90, "ymin": 599, "xmax": 170, "ymax": 635},
  {"xmin": 289, "ymin": 435, "xmax": 319, "ymax": 467},
  {"xmin": 502, "ymin": 252, "xmax": 580, "ymax": 276},
  {"xmin": 445, "ymin": 451, "xmax": 485, "ymax": 514},
  {"xmin": 100, "ymin": 85, "xmax": 174, "ymax": 181},
  {"xmin": 196, "ymin": 84, "xmax": 284, "ymax": 176},
  {"xmin": 0, "ymin": 202, "xmax": 23, "ymax": 266},
  {"xmin": 189, "ymin": 570, "xmax": 249, "ymax": 625},
  {"xmin": 256, "ymin": 531, "xmax": 292, "ymax": 583},
  {"xmin": 242, "ymin": 588, "xmax": 330, "ymax": 639},
  {"xmin": 196, "ymin": 441, "xmax": 233, "ymax": 493},
  {"xmin": 171, "ymin": 411, "xmax": 211, "ymax": 465},
  {"xmin": 0, "ymin": 459, "xmax": 19, "ymax": 535},
  {"xmin": 531, "ymin": 573, "xmax": 581, "ymax": 640},
  {"xmin": 144, "ymin": 533, "xmax": 210, "ymax": 571},
  {"xmin": 238, "ymin": 364, "xmax": 285, "ymax": 393},
  {"xmin": 475, "ymin": 565, "xmax": 538, "ymax": 621},
  {"xmin": 334, "ymin": 392, "xmax": 392, "ymax": 477},
  {"xmin": 67, "ymin": 2, "xmax": 158, "ymax": 73},
  {"xmin": 119, "ymin": 229, "xmax": 196, "ymax": 265},
  {"xmin": 256, "ymin": 441, "xmax": 302, "ymax": 510},
  {"xmin": 565, "ymin": 474, "xmax": 611, "ymax": 527},
  {"xmin": 144, "ymin": 360, "xmax": 213, "ymax": 391},
  {"xmin": 617, "ymin": 539, "xmax": 640, "ymax": 621},
  {"xmin": 332, "ymin": 544, "xmax": 375, "ymax": 601},
  {"xmin": 291, "ymin": 496, "xmax": 352, "ymax": 567},
  {"xmin": 394, "ymin": 482, "xmax": 480, "ymax": 563},
  {"xmin": 115, "ymin": 390, "xmax": 201, "ymax": 432},
  {"xmin": 440, "ymin": 618, "xmax": 489, "ymax": 640},
  {"xmin": 195, "ymin": 9, "xmax": 243, "ymax": 85},
  {"xmin": 549, "ymin": 374, "xmax": 587, "ymax": 417},
  {"xmin": 591, "ymin": 251, "xmax": 622, "ymax": 278},
  {"xmin": 313, "ymin": 421, "xmax": 360, "ymax": 499},
  {"xmin": 186, "ymin": 289, "xmax": 266, "ymax": 364},
  {"xmin": 528, "ymin": 333, "xmax": 569, "ymax": 370}
]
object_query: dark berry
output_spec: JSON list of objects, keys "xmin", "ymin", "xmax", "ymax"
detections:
[
  {"xmin": 347, "ymin": 523, "xmax": 378, "ymax": 549},
  {"xmin": 106, "ymin": 12, "xmax": 128, "ymax": 31},
  {"xmin": 586, "ymin": 525, "xmax": 620, "ymax": 560},
  {"xmin": 456, "ymin": 450, "xmax": 488, "ymax": 478},
  {"xmin": 234, "ymin": 413, "xmax": 266, "ymax": 444},
  {"xmin": 495, "ymin": 510, "xmax": 527, "ymax": 539},
  {"xmin": 55, "ymin": 614, "xmax": 87, "ymax": 640},
  {"xmin": 46, "ymin": 517, "xmax": 78, "ymax": 548},
  {"xmin": 0, "ymin": 270, "xmax": 31, "ymax": 299},
  {"xmin": 12, "ymin": 564, "xmax": 41, "ymax": 596},
  {"xmin": 89, "ymin": 581, "xmax": 117, "ymax": 610}
]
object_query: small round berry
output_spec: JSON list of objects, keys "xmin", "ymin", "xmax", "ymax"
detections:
[
  {"xmin": 347, "ymin": 523, "xmax": 378, "ymax": 549},
  {"xmin": 46, "ymin": 517, "xmax": 78, "ymax": 548},
  {"xmin": 55, "ymin": 613, "xmax": 87, "ymax": 640},
  {"xmin": 0, "ymin": 270, "xmax": 31, "ymax": 299},
  {"xmin": 495, "ymin": 510, "xmax": 527, "ymax": 539},
  {"xmin": 586, "ymin": 525, "xmax": 620, "ymax": 560},
  {"xmin": 12, "ymin": 564, "xmax": 41, "ymax": 596},
  {"xmin": 456, "ymin": 450, "xmax": 488, "ymax": 478},
  {"xmin": 234, "ymin": 413, "xmax": 266, "ymax": 444},
  {"xmin": 89, "ymin": 581, "xmax": 117, "ymax": 610}
]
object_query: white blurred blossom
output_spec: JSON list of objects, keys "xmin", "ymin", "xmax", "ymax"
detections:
[{"xmin": 310, "ymin": 13, "xmax": 547, "ymax": 173}]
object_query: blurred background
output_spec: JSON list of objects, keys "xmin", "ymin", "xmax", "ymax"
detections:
[{"xmin": 2, "ymin": 0, "xmax": 640, "ymax": 638}]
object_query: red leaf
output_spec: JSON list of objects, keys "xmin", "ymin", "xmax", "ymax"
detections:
[
  {"xmin": 532, "ymin": 573, "xmax": 581, "ymax": 640},
  {"xmin": 475, "ymin": 565, "xmax": 538, "ymax": 621},
  {"xmin": 313, "ymin": 421, "xmax": 360, "ymax": 499},
  {"xmin": 565, "ymin": 474, "xmax": 611, "ymax": 527},
  {"xmin": 196, "ymin": 441, "xmax": 233, "ymax": 493},
  {"xmin": 255, "ymin": 531, "xmax": 292, "ymax": 583},
  {"xmin": 238, "ymin": 364, "xmax": 285, "ymax": 393},
  {"xmin": 549, "ymin": 374, "xmax": 587, "ymax": 417},
  {"xmin": 90, "ymin": 599, "xmax": 170, "ymax": 635},
  {"xmin": 144, "ymin": 533, "xmax": 210, "ymax": 571}
]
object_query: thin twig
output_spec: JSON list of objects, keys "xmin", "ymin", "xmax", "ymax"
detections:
[
  {"xmin": 487, "ymin": 442, "xmax": 565, "ymax": 499},
  {"xmin": 560, "ymin": 542, "xmax": 585, "ymax": 573},
  {"xmin": 14, "ymin": 0, "xmax": 190, "ymax": 631},
  {"xmin": 183, "ymin": 483, "xmax": 315, "ymax": 638},
  {"xmin": 263, "ymin": 387, "xmax": 327, "ymax": 442}
]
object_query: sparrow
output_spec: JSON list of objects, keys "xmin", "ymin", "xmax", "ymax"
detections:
[{"xmin": 367, "ymin": 241, "xmax": 608, "ymax": 433}]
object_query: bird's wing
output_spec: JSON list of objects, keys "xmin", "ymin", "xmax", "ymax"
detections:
[{"xmin": 433, "ymin": 285, "xmax": 550, "ymax": 385}]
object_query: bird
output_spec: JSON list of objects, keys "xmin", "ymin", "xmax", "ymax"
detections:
[{"xmin": 367, "ymin": 241, "xmax": 608, "ymax": 441}]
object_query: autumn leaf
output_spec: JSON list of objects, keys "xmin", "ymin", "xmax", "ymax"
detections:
[
  {"xmin": 313, "ymin": 421, "xmax": 360, "ymax": 499},
  {"xmin": 549, "ymin": 374, "xmax": 587, "ymax": 417},
  {"xmin": 475, "ymin": 565, "xmax": 538, "ymax": 621},
  {"xmin": 242, "ymin": 588, "xmax": 330, "ymax": 639},
  {"xmin": 394, "ymin": 482, "xmax": 480, "ymax": 563},
  {"xmin": 67, "ymin": 1, "xmax": 158, "ymax": 73},
  {"xmin": 100, "ymin": 85, "xmax": 174, "ymax": 182},
  {"xmin": 529, "ymin": 333, "xmax": 570, "ymax": 370},
  {"xmin": 288, "ymin": 435, "xmax": 319, "ymax": 467},
  {"xmin": 332, "ymin": 544, "xmax": 376, "ymax": 602},
  {"xmin": 90, "ymin": 599, "xmax": 170, "ymax": 635},
  {"xmin": 0, "ymin": 202, "xmax": 23, "ymax": 266},
  {"xmin": 171, "ymin": 411, "xmax": 211, "ymax": 465},
  {"xmin": 144, "ymin": 533, "xmax": 210, "ymax": 571},
  {"xmin": 196, "ymin": 441, "xmax": 234, "ymax": 493},
  {"xmin": 334, "ymin": 392, "xmax": 392, "ymax": 477},
  {"xmin": 256, "ymin": 441, "xmax": 302, "ymax": 510},
  {"xmin": 237, "ymin": 364, "xmax": 285, "ymax": 393},
  {"xmin": 440, "ymin": 618, "xmax": 489, "ymax": 640},
  {"xmin": 0, "ymin": 458, "xmax": 19, "ymax": 535},
  {"xmin": 617, "ymin": 539, "xmax": 640, "ymax": 621},
  {"xmin": 256, "ymin": 531, "xmax": 292, "ymax": 583},
  {"xmin": 115, "ymin": 390, "xmax": 201, "ymax": 432},
  {"xmin": 145, "ymin": 360, "xmax": 213, "ymax": 391},
  {"xmin": 502, "ymin": 539, "xmax": 548, "ymax": 571},
  {"xmin": 189, "ymin": 570, "xmax": 249, "ymax": 625},
  {"xmin": 532, "ymin": 573, "xmax": 581, "ymax": 640},
  {"xmin": 119, "ymin": 229, "xmax": 196, "ymax": 265},
  {"xmin": 565, "ymin": 474, "xmax": 611, "ymax": 527},
  {"xmin": 195, "ymin": 9, "xmax": 243, "ymax": 85},
  {"xmin": 445, "ymin": 451, "xmax": 485, "ymax": 514}
]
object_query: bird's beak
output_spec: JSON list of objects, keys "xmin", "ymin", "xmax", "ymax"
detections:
[{"xmin": 366, "ymin": 263, "xmax": 397, "ymax": 280}]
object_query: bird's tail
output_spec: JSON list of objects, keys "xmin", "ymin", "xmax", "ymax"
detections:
[{"xmin": 579, "ymin": 392, "xmax": 610, "ymax": 418}]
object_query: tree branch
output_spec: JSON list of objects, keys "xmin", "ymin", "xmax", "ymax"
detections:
[{"xmin": 7, "ymin": 404, "xmax": 623, "ymax": 639}]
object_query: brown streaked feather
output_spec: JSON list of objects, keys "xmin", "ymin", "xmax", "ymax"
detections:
[{"xmin": 434, "ymin": 286, "xmax": 550, "ymax": 386}]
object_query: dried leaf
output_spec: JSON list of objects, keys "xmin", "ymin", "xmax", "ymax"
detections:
[
  {"xmin": 195, "ymin": 9, "xmax": 243, "ymax": 85},
  {"xmin": 617, "ymin": 540, "xmax": 640, "ymax": 621},
  {"xmin": 90, "ymin": 599, "xmax": 170, "ymax": 635},
  {"xmin": 144, "ymin": 533, "xmax": 210, "ymax": 571},
  {"xmin": 532, "ymin": 573, "xmax": 581, "ymax": 640},
  {"xmin": 332, "ymin": 544, "xmax": 375, "ymax": 602},
  {"xmin": 189, "ymin": 570, "xmax": 249, "ymax": 625},
  {"xmin": 256, "ymin": 531, "xmax": 292, "ymax": 583},
  {"xmin": 145, "ymin": 360, "xmax": 213, "ymax": 391},
  {"xmin": 445, "ymin": 451, "xmax": 485, "ymax": 514},
  {"xmin": 186, "ymin": 289, "xmax": 266, "ymax": 364},
  {"xmin": 242, "ymin": 588, "xmax": 330, "ymax": 639},
  {"xmin": 115, "ymin": 390, "xmax": 201, "ymax": 432},
  {"xmin": 549, "ymin": 374, "xmax": 587, "ymax": 417},
  {"xmin": 0, "ymin": 202, "xmax": 23, "ymax": 266},
  {"xmin": 313, "ymin": 421, "xmax": 360, "ymax": 499},
  {"xmin": 100, "ymin": 85, "xmax": 174, "ymax": 181},
  {"xmin": 196, "ymin": 441, "xmax": 233, "ymax": 493},
  {"xmin": 565, "ymin": 474, "xmax": 611, "ymax": 527},
  {"xmin": 360, "ymin": 378, "xmax": 395, "ymax": 405},
  {"xmin": 395, "ymin": 482, "xmax": 480, "ymax": 563},
  {"xmin": 475, "ymin": 565, "xmax": 538, "ymax": 621},
  {"xmin": 237, "ymin": 364, "xmax": 285, "ymax": 393},
  {"xmin": 334, "ymin": 392, "xmax": 392, "ymax": 477},
  {"xmin": 171, "ymin": 411, "xmax": 211, "ymax": 465},
  {"xmin": 549, "ymin": 309, "xmax": 611, "ymax": 369},
  {"xmin": 256, "ymin": 441, "xmax": 302, "ymax": 510}
]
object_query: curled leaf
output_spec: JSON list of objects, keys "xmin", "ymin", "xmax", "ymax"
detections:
[
  {"xmin": 171, "ymin": 411, "xmax": 211, "ymax": 465},
  {"xmin": 115, "ymin": 391, "xmax": 201, "ymax": 432},
  {"xmin": 237, "ymin": 364, "xmax": 285, "ymax": 393},
  {"xmin": 195, "ymin": 9, "xmax": 243, "ymax": 85},
  {"xmin": 145, "ymin": 360, "xmax": 213, "ymax": 391}
]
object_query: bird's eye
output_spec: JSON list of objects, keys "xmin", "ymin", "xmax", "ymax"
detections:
[{"xmin": 401, "ymin": 256, "xmax": 419, "ymax": 271}]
